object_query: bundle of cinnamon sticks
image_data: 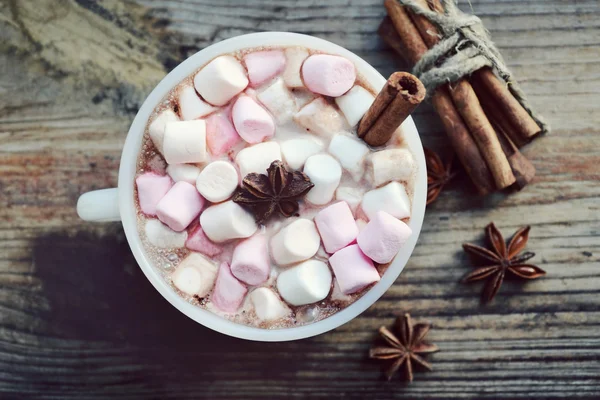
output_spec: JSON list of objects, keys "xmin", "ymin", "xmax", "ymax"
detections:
[{"xmin": 379, "ymin": 0, "xmax": 542, "ymax": 193}]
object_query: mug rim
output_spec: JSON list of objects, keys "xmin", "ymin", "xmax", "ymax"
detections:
[{"xmin": 118, "ymin": 32, "xmax": 427, "ymax": 341}]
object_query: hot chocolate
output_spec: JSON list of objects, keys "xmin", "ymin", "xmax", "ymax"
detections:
[{"xmin": 134, "ymin": 45, "xmax": 417, "ymax": 329}]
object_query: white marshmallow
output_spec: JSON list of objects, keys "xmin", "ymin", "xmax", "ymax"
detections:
[
  {"xmin": 293, "ymin": 97, "xmax": 349, "ymax": 139},
  {"xmin": 327, "ymin": 134, "xmax": 369, "ymax": 180},
  {"xmin": 177, "ymin": 85, "xmax": 216, "ymax": 121},
  {"xmin": 200, "ymin": 200, "xmax": 257, "ymax": 243},
  {"xmin": 235, "ymin": 141, "xmax": 282, "ymax": 178},
  {"xmin": 166, "ymin": 164, "xmax": 201, "ymax": 184},
  {"xmin": 193, "ymin": 55, "xmax": 249, "ymax": 106},
  {"xmin": 148, "ymin": 109, "xmax": 179, "ymax": 154},
  {"xmin": 270, "ymin": 219, "xmax": 320, "ymax": 266},
  {"xmin": 335, "ymin": 186, "xmax": 364, "ymax": 214},
  {"xmin": 163, "ymin": 120, "xmax": 207, "ymax": 164},
  {"xmin": 303, "ymin": 154, "xmax": 342, "ymax": 205},
  {"xmin": 171, "ymin": 253, "xmax": 218, "ymax": 296},
  {"xmin": 361, "ymin": 181, "xmax": 411, "ymax": 220},
  {"xmin": 334, "ymin": 86, "xmax": 375, "ymax": 127},
  {"xmin": 276, "ymin": 259, "xmax": 332, "ymax": 306},
  {"xmin": 250, "ymin": 287, "xmax": 290, "ymax": 321},
  {"xmin": 293, "ymin": 89, "xmax": 316, "ymax": 109},
  {"xmin": 283, "ymin": 47, "xmax": 309, "ymax": 88},
  {"xmin": 144, "ymin": 219, "xmax": 187, "ymax": 248},
  {"xmin": 195, "ymin": 161, "xmax": 239, "ymax": 203},
  {"xmin": 369, "ymin": 148, "xmax": 416, "ymax": 187},
  {"xmin": 257, "ymin": 79, "xmax": 297, "ymax": 124},
  {"xmin": 280, "ymin": 136, "xmax": 323, "ymax": 170},
  {"xmin": 356, "ymin": 218, "xmax": 368, "ymax": 231}
]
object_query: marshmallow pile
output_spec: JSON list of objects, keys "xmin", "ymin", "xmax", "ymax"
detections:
[{"xmin": 137, "ymin": 45, "xmax": 417, "ymax": 325}]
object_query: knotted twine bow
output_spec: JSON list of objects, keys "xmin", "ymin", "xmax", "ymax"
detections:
[{"xmin": 398, "ymin": 0, "xmax": 549, "ymax": 134}]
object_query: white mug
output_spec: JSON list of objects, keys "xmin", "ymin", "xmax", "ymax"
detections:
[{"xmin": 76, "ymin": 32, "xmax": 427, "ymax": 341}]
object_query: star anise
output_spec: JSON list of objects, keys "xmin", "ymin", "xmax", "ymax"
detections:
[
  {"xmin": 462, "ymin": 222, "xmax": 546, "ymax": 303},
  {"xmin": 232, "ymin": 160, "xmax": 314, "ymax": 224},
  {"xmin": 425, "ymin": 147, "xmax": 455, "ymax": 205},
  {"xmin": 369, "ymin": 313, "xmax": 439, "ymax": 382}
]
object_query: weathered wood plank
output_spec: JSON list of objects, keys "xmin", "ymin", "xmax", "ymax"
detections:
[{"xmin": 1, "ymin": 0, "xmax": 599, "ymax": 398}]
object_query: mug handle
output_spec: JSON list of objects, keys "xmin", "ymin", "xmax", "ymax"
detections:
[{"xmin": 77, "ymin": 188, "xmax": 121, "ymax": 222}]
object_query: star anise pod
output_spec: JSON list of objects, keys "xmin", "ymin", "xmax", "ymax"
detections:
[
  {"xmin": 462, "ymin": 222, "xmax": 546, "ymax": 303},
  {"xmin": 232, "ymin": 160, "xmax": 314, "ymax": 224},
  {"xmin": 425, "ymin": 147, "xmax": 455, "ymax": 205},
  {"xmin": 369, "ymin": 313, "xmax": 439, "ymax": 382}
]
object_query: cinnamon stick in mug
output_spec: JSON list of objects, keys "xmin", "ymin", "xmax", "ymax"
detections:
[{"xmin": 358, "ymin": 71, "xmax": 426, "ymax": 147}]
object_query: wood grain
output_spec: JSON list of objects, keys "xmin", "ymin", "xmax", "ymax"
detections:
[{"xmin": 1, "ymin": 0, "xmax": 599, "ymax": 398}]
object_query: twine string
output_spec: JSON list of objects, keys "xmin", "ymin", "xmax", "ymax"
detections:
[{"xmin": 398, "ymin": 0, "xmax": 549, "ymax": 133}]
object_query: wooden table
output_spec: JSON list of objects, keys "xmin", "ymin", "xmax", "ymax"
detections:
[{"xmin": 1, "ymin": 0, "xmax": 599, "ymax": 398}]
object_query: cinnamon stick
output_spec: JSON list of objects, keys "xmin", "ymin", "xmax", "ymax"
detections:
[
  {"xmin": 379, "ymin": 18, "xmax": 493, "ymax": 193},
  {"xmin": 476, "ymin": 91, "xmax": 536, "ymax": 189},
  {"xmin": 448, "ymin": 80, "xmax": 516, "ymax": 189},
  {"xmin": 494, "ymin": 122, "xmax": 536, "ymax": 190},
  {"xmin": 382, "ymin": 0, "xmax": 495, "ymax": 194},
  {"xmin": 383, "ymin": 0, "xmax": 426, "ymax": 65},
  {"xmin": 471, "ymin": 68, "xmax": 541, "ymax": 145},
  {"xmin": 425, "ymin": 0, "xmax": 542, "ymax": 146},
  {"xmin": 430, "ymin": 86, "xmax": 495, "ymax": 195},
  {"xmin": 470, "ymin": 72, "xmax": 527, "ymax": 148},
  {"xmin": 358, "ymin": 72, "xmax": 426, "ymax": 147},
  {"xmin": 406, "ymin": 0, "xmax": 515, "ymax": 190},
  {"xmin": 413, "ymin": 0, "xmax": 535, "ymax": 186},
  {"xmin": 377, "ymin": 17, "xmax": 410, "ymax": 62}
]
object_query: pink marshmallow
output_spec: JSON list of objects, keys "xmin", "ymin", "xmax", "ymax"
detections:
[
  {"xmin": 244, "ymin": 50, "xmax": 286, "ymax": 87},
  {"xmin": 357, "ymin": 211, "xmax": 412, "ymax": 264},
  {"xmin": 205, "ymin": 113, "xmax": 242, "ymax": 156},
  {"xmin": 329, "ymin": 244, "xmax": 380, "ymax": 295},
  {"xmin": 185, "ymin": 224, "xmax": 223, "ymax": 257},
  {"xmin": 232, "ymin": 95, "xmax": 275, "ymax": 144},
  {"xmin": 211, "ymin": 262, "xmax": 248, "ymax": 313},
  {"xmin": 302, "ymin": 54, "xmax": 356, "ymax": 97},
  {"xmin": 135, "ymin": 172, "xmax": 172, "ymax": 216},
  {"xmin": 314, "ymin": 201, "xmax": 359, "ymax": 253},
  {"xmin": 230, "ymin": 233, "xmax": 270, "ymax": 285},
  {"xmin": 156, "ymin": 181, "xmax": 205, "ymax": 232}
]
